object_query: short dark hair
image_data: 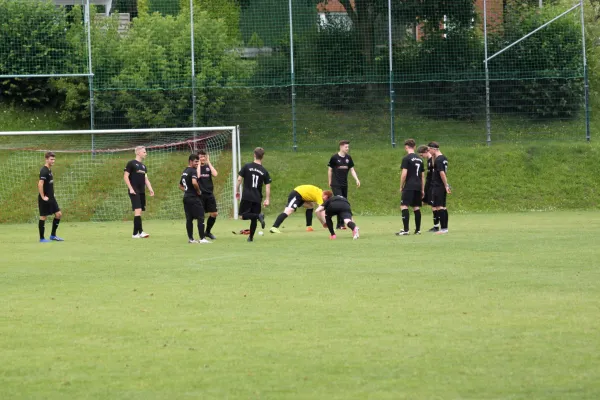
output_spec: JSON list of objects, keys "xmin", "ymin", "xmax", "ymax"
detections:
[
  {"xmin": 417, "ymin": 145, "xmax": 429, "ymax": 154},
  {"xmin": 339, "ymin": 140, "xmax": 350, "ymax": 147},
  {"xmin": 197, "ymin": 150, "xmax": 207, "ymax": 156},
  {"xmin": 45, "ymin": 152, "xmax": 55, "ymax": 159},
  {"xmin": 404, "ymin": 139, "xmax": 416, "ymax": 148},
  {"xmin": 427, "ymin": 141, "xmax": 440, "ymax": 149},
  {"xmin": 188, "ymin": 154, "xmax": 199, "ymax": 162},
  {"xmin": 254, "ymin": 147, "xmax": 265, "ymax": 160}
]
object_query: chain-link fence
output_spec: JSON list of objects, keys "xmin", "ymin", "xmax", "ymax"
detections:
[{"xmin": 0, "ymin": 0, "xmax": 590, "ymax": 149}]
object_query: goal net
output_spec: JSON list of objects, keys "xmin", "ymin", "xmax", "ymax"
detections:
[{"xmin": 0, "ymin": 127, "xmax": 241, "ymax": 224}]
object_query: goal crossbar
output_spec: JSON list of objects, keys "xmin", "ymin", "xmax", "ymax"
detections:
[{"xmin": 0, "ymin": 127, "xmax": 237, "ymax": 136}]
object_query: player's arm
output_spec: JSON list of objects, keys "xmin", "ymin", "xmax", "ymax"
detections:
[
  {"xmin": 350, "ymin": 167, "xmax": 360, "ymax": 187},
  {"xmin": 328, "ymin": 167, "xmax": 333, "ymax": 187},
  {"xmin": 124, "ymin": 171, "xmax": 135, "ymax": 194},
  {"xmin": 145, "ymin": 175, "xmax": 155, "ymax": 196},
  {"xmin": 38, "ymin": 179, "xmax": 48, "ymax": 201},
  {"xmin": 179, "ymin": 183, "xmax": 185, "ymax": 192},
  {"xmin": 192, "ymin": 177, "xmax": 202, "ymax": 196},
  {"xmin": 400, "ymin": 169, "xmax": 407, "ymax": 192},
  {"xmin": 440, "ymin": 171, "xmax": 451, "ymax": 194},
  {"xmin": 207, "ymin": 155, "xmax": 218, "ymax": 177},
  {"xmin": 421, "ymin": 170, "xmax": 425, "ymax": 198},
  {"xmin": 263, "ymin": 183, "xmax": 271, "ymax": 207},
  {"xmin": 236, "ymin": 175, "xmax": 242, "ymax": 198}
]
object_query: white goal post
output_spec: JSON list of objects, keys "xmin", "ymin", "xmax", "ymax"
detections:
[{"xmin": 0, "ymin": 126, "xmax": 243, "ymax": 223}]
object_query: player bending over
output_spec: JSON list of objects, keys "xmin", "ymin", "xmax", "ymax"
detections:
[
  {"xmin": 269, "ymin": 184, "xmax": 326, "ymax": 234},
  {"xmin": 236, "ymin": 147, "xmax": 271, "ymax": 242},
  {"xmin": 38, "ymin": 152, "xmax": 64, "ymax": 242},
  {"xmin": 197, "ymin": 150, "xmax": 218, "ymax": 240},
  {"xmin": 180, "ymin": 154, "xmax": 211, "ymax": 244},
  {"xmin": 316, "ymin": 191, "xmax": 359, "ymax": 240}
]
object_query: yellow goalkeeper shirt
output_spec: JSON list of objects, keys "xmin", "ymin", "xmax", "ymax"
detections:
[{"xmin": 294, "ymin": 185, "xmax": 324, "ymax": 205}]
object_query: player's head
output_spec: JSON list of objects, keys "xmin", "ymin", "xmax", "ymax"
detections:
[
  {"xmin": 188, "ymin": 153, "xmax": 199, "ymax": 168},
  {"xmin": 45, "ymin": 152, "xmax": 56, "ymax": 166},
  {"xmin": 427, "ymin": 141, "xmax": 440, "ymax": 155},
  {"xmin": 322, "ymin": 190, "xmax": 333, "ymax": 202},
  {"xmin": 197, "ymin": 149, "xmax": 207, "ymax": 164},
  {"xmin": 338, "ymin": 140, "xmax": 350, "ymax": 154},
  {"xmin": 253, "ymin": 147, "xmax": 265, "ymax": 161},
  {"xmin": 135, "ymin": 146, "xmax": 147, "ymax": 159},
  {"xmin": 417, "ymin": 145, "xmax": 430, "ymax": 158},
  {"xmin": 404, "ymin": 139, "xmax": 416, "ymax": 152}
]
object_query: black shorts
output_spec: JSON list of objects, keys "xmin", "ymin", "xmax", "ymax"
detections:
[
  {"xmin": 239, "ymin": 200, "xmax": 261, "ymax": 217},
  {"xmin": 201, "ymin": 194, "xmax": 218, "ymax": 213},
  {"xmin": 331, "ymin": 186, "xmax": 348, "ymax": 198},
  {"xmin": 184, "ymin": 196, "xmax": 204, "ymax": 219},
  {"xmin": 38, "ymin": 196, "xmax": 60, "ymax": 216},
  {"xmin": 129, "ymin": 193, "xmax": 146, "ymax": 211},
  {"xmin": 422, "ymin": 183, "xmax": 431, "ymax": 205},
  {"xmin": 285, "ymin": 190, "xmax": 304, "ymax": 211},
  {"xmin": 401, "ymin": 190, "xmax": 422, "ymax": 208},
  {"xmin": 326, "ymin": 203, "xmax": 353, "ymax": 221},
  {"xmin": 431, "ymin": 186, "xmax": 447, "ymax": 208}
]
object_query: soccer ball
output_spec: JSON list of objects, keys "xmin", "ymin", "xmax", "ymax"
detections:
[{"xmin": 258, "ymin": 231, "xmax": 264, "ymax": 236}]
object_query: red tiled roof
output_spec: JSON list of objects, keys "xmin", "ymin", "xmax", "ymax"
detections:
[{"xmin": 317, "ymin": 0, "xmax": 355, "ymax": 13}]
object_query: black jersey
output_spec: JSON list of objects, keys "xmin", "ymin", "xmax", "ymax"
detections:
[
  {"xmin": 431, "ymin": 155, "xmax": 449, "ymax": 187},
  {"xmin": 425, "ymin": 157, "xmax": 433, "ymax": 187},
  {"xmin": 180, "ymin": 167, "xmax": 200, "ymax": 198},
  {"xmin": 197, "ymin": 164, "xmax": 214, "ymax": 195},
  {"xmin": 328, "ymin": 153, "xmax": 354, "ymax": 187},
  {"xmin": 238, "ymin": 162, "xmax": 271, "ymax": 203},
  {"xmin": 124, "ymin": 159, "xmax": 147, "ymax": 193},
  {"xmin": 323, "ymin": 195, "xmax": 351, "ymax": 212},
  {"xmin": 39, "ymin": 166, "xmax": 54, "ymax": 198},
  {"xmin": 401, "ymin": 153, "xmax": 424, "ymax": 191}
]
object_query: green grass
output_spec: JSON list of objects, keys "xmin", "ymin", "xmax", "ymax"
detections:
[{"xmin": 1, "ymin": 212, "xmax": 600, "ymax": 399}]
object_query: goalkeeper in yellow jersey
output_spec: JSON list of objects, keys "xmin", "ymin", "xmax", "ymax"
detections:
[{"xmin": 269, "ymin": 184, "xmax": 326, "ymax": 233}]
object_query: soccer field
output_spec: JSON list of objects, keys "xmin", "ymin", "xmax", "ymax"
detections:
[{"xmin": 1, "ymin": 212, "xmax": 599, "ymax": 399}]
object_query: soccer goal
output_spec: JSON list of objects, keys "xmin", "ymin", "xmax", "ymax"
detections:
[{"xmin": 0, "ymin": 127, "xmax": 242, "ymax": 224}]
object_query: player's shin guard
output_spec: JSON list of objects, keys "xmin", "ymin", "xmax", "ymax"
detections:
[
  {"xmin": 198, "ymin": 220, "xmax": 206, "ymax": 240},
  {"xmin": 51, "ymin": 218, "xmax": 60, "ymax": 236},
  {"xmin": 305, "ymin": 208, "xmax": 313, "ymax": 227},
  {"xmin": 38, "ymin": 220, "xmax": 45, "ymax": 240},
  {"xmin": 206, "ymin": 216, "xmax": 216, "ymax": 233},
  {"xmin": 347, "ymin": 221, "xmax": 356, "ymax": 231},
  {"xmin": 186, "ymin": 217, "xmax": 194, "ymax": 240},
  {"xmin": 401, "ymin": 209, "xmax": 410, "ymax": 232},
  {"xmin": 325, "ymin": 217, "xmax": 335, "ymax": 236},
  {"xmin": 414, "ymin": 210, "xmax": 421, "ymax": 232},
  {"xmin": 134, "ymin": 216, "xmax": 142, "ymax": 235},
  {"xmin": 273, "ymin": 213, "xmax": 287, "ymax": 228},
  {"xmin": 441, "ymin": 209, "xmax": 449, "ymax": 230},
  {"xmin": 249, "ymin": 218, "xmax": 258, "ymax": 239}
]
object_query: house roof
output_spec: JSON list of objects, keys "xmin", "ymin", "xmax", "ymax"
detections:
[{"xmin": 317, "ymin": 0, "xmax": 355, "ymax": 13}]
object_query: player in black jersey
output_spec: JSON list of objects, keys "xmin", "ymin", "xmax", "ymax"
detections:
[
  {"xmin": 196, "ymin": 150, "xmax": 219, "ymax": 240},
  {"xmin": 236, "ymin": 147, "xmax": 271, "ymax": 242},
  {"xmin": 396, "ymin": 139, "xmax": 424, "ymax": 236},
  {"xmin": 315, "ymin": 191, "xmax": 360, "ymax": 240},
  {"xmin": 37, "ymin": 152, "xmax": 64, "ymax": 242},
  {"xmin": 180, "ymin": 154, "xmax": 210, "ymax": 244},
  {"xmin": 428, "ymin": 142, "xmax": 451, "ymax": 234},
  {"xmin": 124, "ymin": 146, "xmax": 155, "ymax": 239},
  {"xmin": 327, "ymin": 140, "xmax": 360, "ymax": 229},
  {"xmin": 418, "ymin": 145, "xmax": 440, "ymax": 232}
]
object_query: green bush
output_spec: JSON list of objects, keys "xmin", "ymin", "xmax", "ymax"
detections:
[
  {"xmin": 0, "ymin": 0, "xmax": 80, "ymax": 107},
  {"xmin": 488, "ymin": 2, "xmax": 583, "ymax": 118},
  {"xmin": 58, "ymin": 7, "xmax": 253, "ymax": 128}
]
